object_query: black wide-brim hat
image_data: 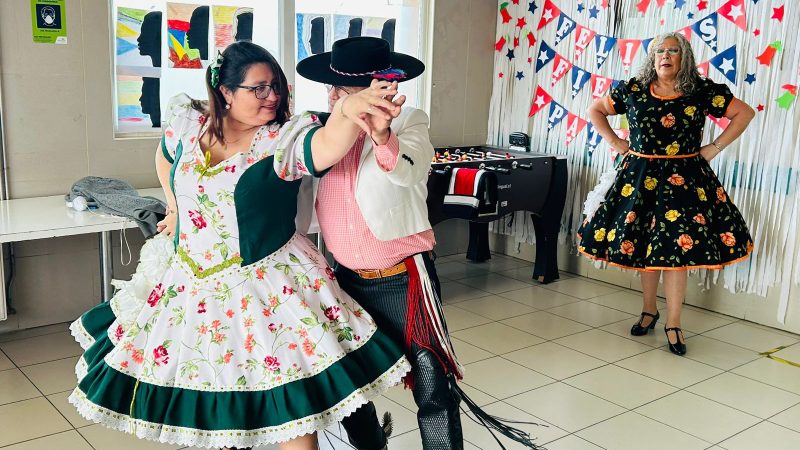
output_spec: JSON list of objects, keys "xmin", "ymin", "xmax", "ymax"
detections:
[{"xmin": 296, "ymin": 36, "xmax": 425, "ymax": 87}]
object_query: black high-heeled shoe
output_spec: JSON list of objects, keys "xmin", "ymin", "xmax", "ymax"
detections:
[
  {"xmin": 665, "ymin": 327, "xmax": 687, "ymax": 355},
  {"xmin": 630, "ymin": 311, "xmax": 660, "ymax": 336}
]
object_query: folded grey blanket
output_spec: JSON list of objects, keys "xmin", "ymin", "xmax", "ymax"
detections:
[{"xmin": 66, "ymin": 176, "xmax": 166, "ymax": 238}]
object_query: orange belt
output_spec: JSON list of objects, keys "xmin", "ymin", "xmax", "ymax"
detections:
[
  {"xmin": 355, "ymin": 261, "xmax": 408, "ymax": 279},
  {"xmin": 628, "ymin": 150, "xmax": 700, "ymax": 159},
  {"xmin": 353, "ymin": 251, "xmax": 434, "ymax": 279}
]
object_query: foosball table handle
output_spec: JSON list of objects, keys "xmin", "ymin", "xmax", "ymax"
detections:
[
  {"xmin": 513, "ymin": 162, "xmax": 533, "ymax": 170},
  {"xmin": 480, "ymin": 164, "xmax": 511, "ymax": 175},
  {"xmin": 433, "ymin": 165, "xmax": 452, "ymax": 176}
]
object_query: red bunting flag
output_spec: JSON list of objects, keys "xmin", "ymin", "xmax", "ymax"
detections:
[
  {"xmin": 591, "ymin": 74, "xmax": 612, "ymax": 100},
  {"xmin": 655, "ymin": 0, "xmax": 667, "ymax": 7},
  {"xmin": 617, "ymin": 39, "xmax": 642, "ymax": 73},
  {"xmin": 676, "ymin": 26, "xmax": 693, "ymax": 41},
  {"xmin": 635, "ymin": 0, "xmax": 651, "ymax": 14},
  {"xmin": 708, "ymin": 115, "xmax": 730, "ymax": 129},
  {"xmin": 537, "ymin": 0, "xmax": 561, "ymax": 30},
  {"xmin": 529, "ymin": 85, "xmax": 553, "ymax": 117},
  {"xmin": 565, "ymin": 113, "xmax": 588, "ymax": 145},
  {"xmin": 574, "ymin": 24, "xmax": 596, "ymax": 59},
  {"xmin": 697, "ymin": 61, "xmax": 710, "ymax": 77},
  {"xmin": 551, "ymin": 53, "xmax": 573, "ymax": 87},
  {"xmin": 718, "ymin": 0, "xmax": 747, "ymax": 31}
]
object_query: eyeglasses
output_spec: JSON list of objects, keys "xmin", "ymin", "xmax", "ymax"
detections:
[
  {"xmin": 654, "ymin": 47, "xmax": 681, "ymax": 56},
  {"xmin": 236, "ymin": 83, "xmax": 280, "ymax": 99},
  {"xmin": 324, "ymin": 84, "xmax": 354, "ymax": 96}
]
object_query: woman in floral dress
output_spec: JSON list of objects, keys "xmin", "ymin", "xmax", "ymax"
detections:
[
  {"xmin": 578, "ymin": 33, "xmax": 755, "ymax": 355},
  {"xmin": 69, "ymin": 42, "xmax": 411, "ymax": 449}
]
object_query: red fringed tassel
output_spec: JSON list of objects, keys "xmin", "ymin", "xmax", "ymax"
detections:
[{"xmin": 402, "ymin": 256, "xmax": 460, "ymax": 389}]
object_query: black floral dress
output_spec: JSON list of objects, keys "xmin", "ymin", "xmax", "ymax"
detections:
[{"xmin": 577, "ymin": 77, "xmax": 753, "ymax": 271}]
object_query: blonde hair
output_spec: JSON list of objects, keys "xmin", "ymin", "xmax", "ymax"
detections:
[{"xmin": 635, "ymin": 32, "xmax": 702, "ymax": 95}]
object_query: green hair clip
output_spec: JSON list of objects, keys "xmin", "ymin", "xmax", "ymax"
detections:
[{"xmin": 210, "ymin": 51, "xmax": 224, "ymax": 88}]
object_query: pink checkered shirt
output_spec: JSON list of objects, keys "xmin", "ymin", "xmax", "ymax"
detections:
[{"xmin": 316, "ymin": 132, "xmax": 435, "ymax": 270}]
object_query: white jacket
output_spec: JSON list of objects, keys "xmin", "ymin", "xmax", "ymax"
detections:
[
  {"xmin": 351, "ymin": 107, "xmax": 435, "ymax": 241},
  {"xmin": 297, "ymin": 107, "xmax": 435, "ymax": 241}
]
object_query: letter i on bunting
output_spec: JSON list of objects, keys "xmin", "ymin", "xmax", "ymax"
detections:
[
  {"xmin": 529, "ymin": 85, "xmax": 553, "ymax": 117},
  {"xmin": 551, "ymin": 53, "xmax": 573, "ymax": 86},
  {"xmin": 617, "ymin": 39, "xmax": 642, "ymax": 73}
]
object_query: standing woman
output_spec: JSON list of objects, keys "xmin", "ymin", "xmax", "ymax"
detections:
[
  {"xmin": 68, "ymin": 42, "xmax": 411, "ymax": 450},
  {"xmin": 579, "ymin": 33, "xmax": 755, "ymax": 355}
]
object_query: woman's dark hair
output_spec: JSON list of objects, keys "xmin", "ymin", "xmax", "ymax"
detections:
[{"xmin": 196, "ymin": 41, "xmax": 290, "ymax": 146}]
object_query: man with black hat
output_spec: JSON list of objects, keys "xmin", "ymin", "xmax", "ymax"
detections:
[
  {"xmin": 296, "ymin": 37, "xmax": 539, "ymax": 450},
  {"xmin": 297, "ymin": 36, "xmax": 462, "ymax": 450}
]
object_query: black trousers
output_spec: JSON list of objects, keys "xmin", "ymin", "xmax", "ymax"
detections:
[{"xmin": 335, "ymin": 253, "xmax": 463, "ymax": 450}]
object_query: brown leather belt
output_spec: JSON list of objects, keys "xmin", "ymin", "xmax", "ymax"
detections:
[{"xmin": 354, "ymin": 261, "xmax": 408, "ymax": 279}]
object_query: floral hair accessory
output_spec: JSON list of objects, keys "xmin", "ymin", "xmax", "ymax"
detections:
[
  {"xmin": 372, "ymin": 68, "xmax": 407, "ymax": 81},
  {"xmin": 210, "ymin": 51, "xmax": 224, "ymax": 88}
]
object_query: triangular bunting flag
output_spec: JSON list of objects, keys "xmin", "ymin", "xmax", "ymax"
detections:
[
  {"xmin": 554, "ymin": 13, "xmax": 577, "ymax": 46},
  {"xmin": 635, "ymin": 0, "xmax": 652, "ymax": 14},
  {"xmin": 547, "ymin": 99, "xmax": 568, "ymax": 129},
  {"xmin": 551, "ymin": 53, "xmax": 573, "ymax": 86},
  {"xmin": 535, "ymin": 41, "xmax": 556, "ymax": 72},
  {"xmin": 537, "ymin": 0, "xmax": 561, "ymax": 30},
  {"xmin": 529, "ymin": 85, "xmax": 553, "ymax": 117},
  {"xmin": 655, "ymin": 0, "xmax": 667, "ymax": 6},
  {"xmin": 692, "ymin": 13, "xmax": 719, "ymax": 52},
  {"xmin": 697, "ymin": 61, "xmax": 710, "ymax": 77},
  {"xmin": 591, "ymin": 74, "xmax": 612, "ymax": 100},
  {"xmin": 571, "ymin": 66, "xmax": 592, "ymax": 98},
  {"xmin": 594, "ymin": 34, "xmax": 617, "ymax": 70},
  {"xmin": 709, "ymin": 45, "xmax": 737, "ymax": 84},
  {"xmin": 565, "ymin": 113, "xmax": 588, "ymax": 144},
  {"xmin": 707, "ymin": 115, "xmax": 731, "ymax": 129},
  {"xmin": 574, "ymin": 24, "xmax": 596, "ymax": 59},
  {"xmin": 586, "ymin": 123, "xmax": 602, "ymax": 153},
  {"xmin": 676, "ymin": 26, "xmax": 692, "ymax": 40},
  {"xmin": 718, "ymin": 0, "xmax": 747, "ymax": 31},
  {"xmin": 641, "ymin": 37, "xmax": 653, "ymax": 53},
  {"xmin": 617, "ymin": 39, "xmax": 642, "ymax": 73}
]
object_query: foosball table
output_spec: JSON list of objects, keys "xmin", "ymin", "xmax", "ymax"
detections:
[{"xmin": 427, "ymin": 145, "xmax": 567, "ymax": 283}]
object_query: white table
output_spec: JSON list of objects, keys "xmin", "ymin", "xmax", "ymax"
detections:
[{"xmin": 0, "ymin": 188, "xmax": 165, "ymax": 320}]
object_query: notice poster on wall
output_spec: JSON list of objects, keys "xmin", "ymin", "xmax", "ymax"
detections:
[{"xmin": 30, "ymin": 0, "xmax": 67, "ymax": 44}]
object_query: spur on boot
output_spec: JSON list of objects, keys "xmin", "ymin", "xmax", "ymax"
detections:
[
  {"xmin": 630, "ymin": 311, "xmax": 660, "ymax": 336},
  {"xmin": 665, "ymin": 326, "xmax": 687, "ymax": 355}
]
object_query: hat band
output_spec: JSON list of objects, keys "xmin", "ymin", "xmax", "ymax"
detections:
[{"xmin": 329, "ymin": 63, "xmax": 392, "ymax": 76}]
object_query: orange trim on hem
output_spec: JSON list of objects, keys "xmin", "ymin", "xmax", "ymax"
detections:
[
  {"xmin": 722, "ymin": 97, "xmax": 736, "ymax": 117},
  {"xmin": 649, "ymin": 84, "xmax": 682, "ymax": 100},
  {"xmin": 606, "ymin": 96, "xmax": 617, "ymax": 114},
  {"xmin": 628, "ymin": 150, "xmax": 700, "ymax": 159},
  {"xmin": 576, "ymin": 247, "xmax": 753, "ymax": 272}
]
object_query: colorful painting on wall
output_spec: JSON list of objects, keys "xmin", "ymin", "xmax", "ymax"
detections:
[
  {"xmin": 117, "ymin": 7, "xmax": 162, "ymax": 67},
  {"xmin": 213, "ymin": 5, "xmax": 253, "ymax": 55},
  {"xmin": 167, "ymin": 2, "xmax": 209, "ymax": 68},
  {"xmin": 332, "ymin": 15, "xmax": 395, "ymax": 48},
  {"xmin": 117, "ymin": 74, "xmax": 161, "ymax": 131}
]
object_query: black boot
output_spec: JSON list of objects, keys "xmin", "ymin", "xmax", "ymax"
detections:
[
  {"xmin": 413, "ymin": 349, "xmax": 464, "ymax": 450},
  {"xmin": 341, "ymin": 401, "xmax": 391, "ymax": 450}
]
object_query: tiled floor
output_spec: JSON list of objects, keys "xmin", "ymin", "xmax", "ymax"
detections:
[{"xmin": 1, "ymin": 253, "xmax": 800, "ymax": 449}]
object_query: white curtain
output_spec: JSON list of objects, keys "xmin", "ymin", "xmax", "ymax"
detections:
[{"xmin": 486, "ymin": 0, "xmax": 800, "ymax": 322}]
